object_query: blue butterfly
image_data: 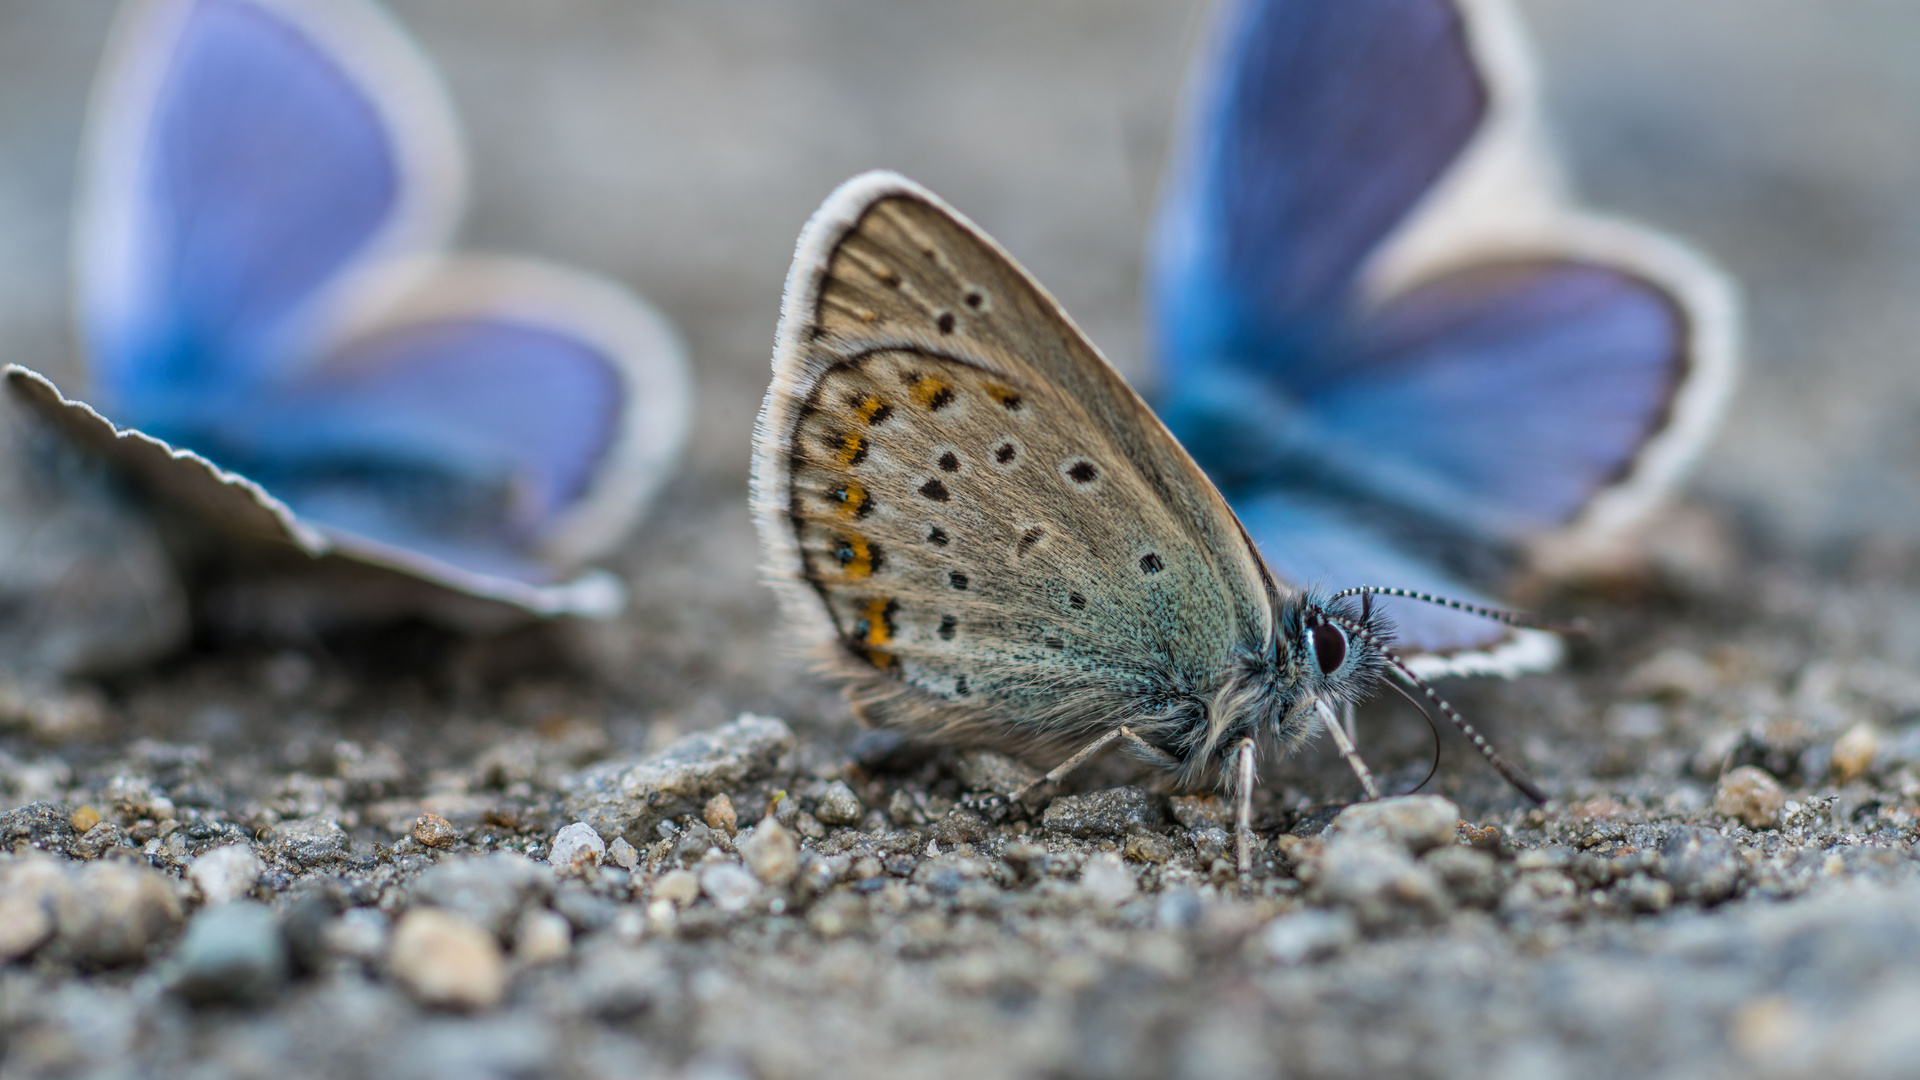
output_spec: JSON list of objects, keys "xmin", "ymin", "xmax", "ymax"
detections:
[
  {"xmin": 1149, "ymin": 0, "xmax": 1739, "ymax": 676},
  {"xmin": 5, "ymin": 0, "xmax": 690, "ymax": 621}
]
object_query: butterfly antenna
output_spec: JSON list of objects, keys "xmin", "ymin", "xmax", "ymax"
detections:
[
  {"xmin": 1327, "ymin": 585, "xmax": 1588, "ymax": 636},
  {"xmin": 1331, "ymin": 615, "xmax": 1549, "ymax": 805},
  {"xmin": 1382, "ymin": 677, "xmax": 1442, "ymax": 798}
]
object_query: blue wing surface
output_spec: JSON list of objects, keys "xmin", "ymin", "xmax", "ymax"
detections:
[
  {"xmin": 202, "ymin": 316, "xmax": 628, "ymax": 582},
  {"xmin": 1234, "ymin": 492, "xmax": 1512, "ymax": 655},
  {"xmin": 82, "ymin": 0, "xmax": 422, "ymax": 436},
  {"xmin": 1150, "ymin": 0, "xmax": 1487, "ymax": 391}
]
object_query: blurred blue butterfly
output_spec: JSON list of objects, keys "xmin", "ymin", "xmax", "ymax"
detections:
[
  {"xmin": 5, "ymin": 0, "xmax": 689, "ymax": 620},
  {"xmin": 1149, "ymin": 0, "xmax": 1738, "ymax": 676}
]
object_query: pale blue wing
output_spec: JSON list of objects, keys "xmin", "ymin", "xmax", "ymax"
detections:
[
  {"xmin": 1150, "ymin": 0, "xmax": 1487, "ymax": 387},
  {"xmin": 80, "ymin": 0, "xmax": 454, "ymax": 437},
  {"xmin": 1310, "ymin": 260, "xmax": 1686, "ymax": 539},
  {"xmin": 196, "ymin": 315, "xmax": 634, "ymax": 584},
  {"xmin": 1234, "ymin": 493, "xmax": 1510, "ymax": 656}
]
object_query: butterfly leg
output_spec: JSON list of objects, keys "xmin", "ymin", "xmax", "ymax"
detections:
[
  {"xmin": 1316, "ymin": 699, "xmax": 1382, "ymax": 801},
  {"xmin": 1233, "ymin": 738, "xmax": 1257, "ymax": 878},
  {"xmin": 1012, "ymin": 725, "xmax": 1177, "ymax": 812}
]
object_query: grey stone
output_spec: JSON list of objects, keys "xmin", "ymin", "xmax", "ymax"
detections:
[
  {"xmin": 953, "ymin": 750, "xmax": 1039, "ymax": 794},
  {"xmin": 700, "ymin": 862, "xmax": 759, "ymax": 912},
  {"xmin": 1314, "ymin": 835, "xmax": 1451, "ymax": 929},
  {"xmin": 740, "ymin": 817, "xmax": 799, "ymax": 886},
  {"xmin": 1041, "ymin": 786, "xmax": 1169, "ymax": 839},
  {"xmin": 1422, "ymin": 845, "xmax": 1503, "ymax": 908},
  {"xmin": 165, "ymin": 901, "xmax": 288, "ymax": 1005},
  {"xmin": 0, "ymin": 801, "xmax": 77, "ymax": 852},
  {"xmin": 811, "ymin": 780, "xmax": 864, "ymax": 827},
  {"xmin": 560, "ymin": 713, "xmax": 794, "ymax": 844},
  {"xmin": 1659, "ymin": 825, "xmax": 1744, "ymax": 904},
  {"xmin": 272, "ymin": 816, "xmax": 349, "ymax": 869},
  {"xmin": 412, "ymin": 853, "xmax": 552, "ymax": 939},
  {"xmin": 1329, "ymin": 795, "xmax": 1461, "ymax": 855},
  {"xmin": 1262, "ymin": 908, "xmax": 1358, "ymax": 964}
]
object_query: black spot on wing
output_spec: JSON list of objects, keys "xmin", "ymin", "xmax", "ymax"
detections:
[{"xmin": 919, "ymin": 479, "xmax": 950, "ymax": 502}]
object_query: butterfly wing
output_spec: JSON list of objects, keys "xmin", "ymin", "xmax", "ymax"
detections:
[
  {"xmin": 1150, "ymin": 0, "xmax": 1490, "ymax": 383},
  {"xmin": 203, "ymin": 260, "xmax": 690, "ymax": 596},
  {"xmin": 79, "ymin": 0, "xmax": 462, "ymax": 435},
  {"xmin": 754, "ymin": 172, "xmax": 1278, "ymax": 757},
  {"xmin": 7, "ymin": 259, "xmax": 688, "ymax": 615},
  {"xmin": 1151, "ymin": 0, "xmax": 1738, "ymax": 668}
]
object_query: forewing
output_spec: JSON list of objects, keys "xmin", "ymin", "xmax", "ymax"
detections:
[
  {"xmin": 754, "ymin": 173, "xmax": 1275, "ymax": 752},
  {"xmin": 80, "ymin": 0, "xmax": 461, "ymax": 427},
  {"xmin": 1151, "ymin": 0, "xmax": 1487, "ymax": 384}
]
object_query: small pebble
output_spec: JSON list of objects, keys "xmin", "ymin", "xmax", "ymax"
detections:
[
  {"xmin": 0, "ymin": 855, "xmax": 64, "ymax": 962},
  {"xmin": 1713, "ymin": 766, "xmax": 1786, "ymax": 829},
  {"xmin": 1262, "ymin": 909, "xmax": 1357, "ymax": 965},
  {"xmin": 548, "ymin": 822, "xmax": 607, "ymax": 874},
  {"xmin": 389, "ymin": 908, "xmax": 507, "ymax": 1010},
  {"xmin": 1316, "ymin": 835, "xmax": 1451, "ymax": 928},
  {"xmin": 1421, "ymin": 846, "xmax": 1501, "ymax": 908},
  {"xmin": 189, "ymin": 845, "xmax": 263, "ymax": 906},
  {"xmin": 165, "ymin": 901, "xmax": 288, "ymax": 1005},
  {"xmin": 653, "ymin": 869, "xmax": 701, "ymax": 907},
  {"xmin": 887, "ymin": 789, "xmax": 923, "ymax": 827},
  {"xmin": 740, "ymin": 817, "xmax": 799, "ymax": 887},
  {"xmin": 1659, "ymin": 826, "xmax": 1742, "ymax": 904},
  {"xmin": 1123, "ymin": 833, "xmax": 1174, "ymax": 864},
  {"xmin": 703, "ymin": 794, "xmax": 739, "ymax": 836},
  {"xmin": 850, "ymin": 856, "xmax": 885, "ymax": 881},
  {"xmin": 1499, "ymin": 870, "xmax": 1579, "ymax": 922},
  {"xmin": 323, "ymin": 908, "xmax": 389, "ymax": 963},
  {"xmin": 412, "ymin": 853, "xmax": 551, "ymax": 939},
  {"xmin": 55, "ymin": 860, "xmax": 184, "ymax": 967},
  {"xmin": 1328, "ymin": 795, "xmax": 1460, "ymax": 856},
  {"xmin": 412, "ymin": 813, "xmax": 459, "ymax": 849},
  {"xmin": 1079, "ymin": 852, "xmax": 1137, "ymax": 905},
  {"xmin": 273, "ymin": 816, "xmax": 349, "ymax": 869},
  {"xmin": 1830, "ymin": 723, "xmax": 1880, "ymax": 784},
  {"xmin": 812, "ymin": 782, "xmax": 864, "ymax": 827},
  {"xmin": 513, "ymin": 908, "xmax": 572, "ymax": 966},
  {"xmin": 1042, "ymin": 787, "xmax": 1169, "ymax": 839},
  {"xmin": 607, "ymin": 837, "xmax": 640, "ymax": 871},
  {"xmin": 700, "ymin": 862, "xmax": 760, "ymax": 912},
  {"xmin": 69, "ymin": 805, "xmax": 102, "ymax": 833}
]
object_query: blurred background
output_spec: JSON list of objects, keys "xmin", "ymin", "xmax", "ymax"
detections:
[
  {"xmin": 0, "ymin": 0, "xmax": 1917, "ymax": 691},
  {"xmin": 3, "ymin": 0, "xmax": 1918, "ymax": 549}
]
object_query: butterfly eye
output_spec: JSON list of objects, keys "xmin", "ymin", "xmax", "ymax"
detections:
[{"xmin": 1312, "ymin": 622, "xmax": 1347, "ymax": 675}]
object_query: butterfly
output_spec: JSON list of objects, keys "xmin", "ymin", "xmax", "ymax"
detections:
[
  {"xmin": 1149, "ymin": 0, "xmax": 1738, "ymax": 678},
  {"xmin": 755, "ymin": 171, "xmax": 1555, "ymax": 877},
  {"xmin": 3, "ymin": 0, "xmax": 690, "ymax": 625}
]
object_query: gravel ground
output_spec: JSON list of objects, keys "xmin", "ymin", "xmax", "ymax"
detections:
[{"xmin": 4, "ymin": 2, "xmax": 1920, "ymax": 1078}]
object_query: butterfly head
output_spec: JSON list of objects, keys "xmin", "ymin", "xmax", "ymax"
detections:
[{"xmin": 1286, "ymin": 591, "xmax": 1393, "ymax": 705}]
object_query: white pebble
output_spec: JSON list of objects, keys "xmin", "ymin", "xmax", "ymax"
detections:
[
  {"xmin": 1263, "ymin": 909, "xmax": 1357, "ymax": 965},
  {"xmin": 1079, "ymin": 853, "xmax": 1137, "ymax": 905},
  {"xmin": 607, "ymin": 837, "xmax": 640, "ymax": 870},
  {"xmin": 389, "ymin": 908, "xmax": 506, "ymax": 1010},
  {"xmin": 189, "ymin": 845, "xmax": 263, "ymax": 906},
  {"xmin": 547, "ymin": 822, "xmax": 607, "ymax": 873},
  {"xmin": 513, "ymin": 908, "xmax": 572, "ymax": 966},
  {"xmin": 700, "ymin": 862, "xmax": 760, "ymax": 912}
]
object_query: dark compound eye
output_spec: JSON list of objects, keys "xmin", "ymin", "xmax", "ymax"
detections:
[{"xmin": 1312, "ymin": 622, "xmax": 1347, "ymax": 675}]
